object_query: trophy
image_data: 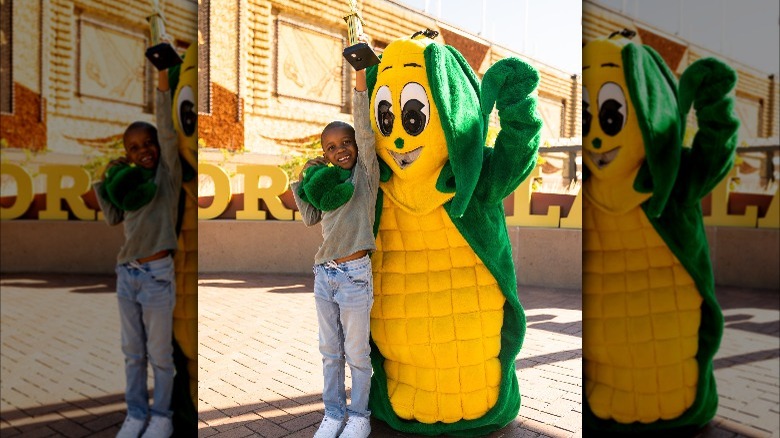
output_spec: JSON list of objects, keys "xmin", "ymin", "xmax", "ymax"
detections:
[
  {"xmin": 342, "ymin": 0, "xmax": 380, "ymax": 71},
  {"xmin": 145, "ymin": 0, "xmax": 183, "ymax": 70}
]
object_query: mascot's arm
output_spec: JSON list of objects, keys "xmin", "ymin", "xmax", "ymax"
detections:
[
  {"xmin": 296, "ymin": 165, "xmax": 354, "ymax": 212},
  {"xmin": 478, "ymin": 58, "xmax": 542, "ymax": 204},
  {"xmin": 156, "ymin": 89, "xmax": 183, "ymax": 187},
  {"xmin": 290, "ymin": 179, "xmax": 323, "ymax": 226},
  {"xmin": 93, "ymin": 179, "xmax": 124, "ymax": 225},
  {"xmin": 676, "ymin": 58, "xmax": 739, "ymax": 203}
]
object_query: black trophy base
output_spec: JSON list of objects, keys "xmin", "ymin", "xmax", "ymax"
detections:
[
  {"xmin": 343, "ymin": 42, "xmax": 380, "ymax": 71},
  {"xmin": 146, "ymin": 43, "xmax": 183, "ymax": 71}
]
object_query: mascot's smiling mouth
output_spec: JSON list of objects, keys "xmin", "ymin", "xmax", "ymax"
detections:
[
  {"xmin": 589, "ymin": 147, "xmax": 621, "ymax": 169},
  {"xmin": 389, "ymin": 147, "xmax": 423, "ymax": 169}
]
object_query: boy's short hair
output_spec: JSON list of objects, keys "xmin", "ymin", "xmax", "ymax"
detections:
[
  {"xmin": 123, "ymin": 121, "xmax": 159, "ymax": 149},
  {"xmin": 321, "ymin": 121, "xmax": 355, "ymax": 145}
]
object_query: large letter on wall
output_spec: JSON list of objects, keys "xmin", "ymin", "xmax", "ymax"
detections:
[
  {"xmin": 505, "ymin": 165, "xmax": 561, "ymax": 227},
  {"xmin": 703, "ymin": 166, "xmax": 758, "ymax": 227},
  {"xmin": 0, "ymin": 163, "xmax": 34, "ymax": 220},
  {"xmin": 198, "ymin": 163, "xmax": 232, "ymax": 219},
  {"xmin": 38, "ymin": 165, "xmax": 96, "ymax": 220},
  {"xmin": 237, "ymin": 165, "xmax": 293, "ymax": 221}
]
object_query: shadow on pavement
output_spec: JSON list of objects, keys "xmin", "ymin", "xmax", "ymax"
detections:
[
  {"xmin": 198, "ymin": 273, "xmax": 314, "ymax": 293},
  {"xmin": 713, "ymin": 348, "xmax": 780, "ymax": 370},
  {"xmin": 528, "ymin": 320, "xmax": 583, "ymax": 338},
  {"xmin": 521, "ymin": 285, "xmax": 582, "ymax": 312},
  {"xmin": 717, "ymin": 286, "xmax": 779, "ymax": 310},
  {"xmin": 516, "ymin": 348, "xmax": 582, "ymax": 370},
  {"xmin": 0, "ymin": 392, "xmax": 126, "ymax": 436},
  {"xmin": 725, "ymin": 320, "xmax": 779, "ymax": 337},
  {"xmin": 696, "ymin": 416, "xmax": 775, "ymax": 438},
  {"xmin": 198, "ymin": 396, "xmax": 560, "ymax": 438},
  {"xmin": 718, "ymin": 286, "xmax": 779, "ymax": 338},
  {"xmin": 0, "ymin": 274, "xmax": 116, "ymax": 294},
  {"xmin": 0, "ymin": 393, "xmax": 124, "ymax": 421},
  {"xmin": 525, "ymin": 313, "xmax": 583, "ymax": 338}
]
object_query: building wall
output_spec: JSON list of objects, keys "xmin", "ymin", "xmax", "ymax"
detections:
[
  {"xmin": 1, "ymin": 0, "xmax": 197, "ymax": 157},
  {"xmin": 1, "ymin": 0, "xmax": 45, "ymax": 150},
  {"xmin": 199, "ymin": 0, "xmax": 581, "ymax": 157},
  {"xmin": 583, "ymin": 0, "xmax": 779, "ymax": 142},
  {"xmin": 198, "ymin": 0, "xmax": 244, "ymax": 150}
]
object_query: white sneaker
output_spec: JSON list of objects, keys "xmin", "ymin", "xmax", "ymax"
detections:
[
  {"xmin": 116, "ymin": 415, "xmax": 146, "ymax": 438},
  {"xmin": 339, "ymin": 416, "xmax": 370, "ymax": 438},
  {"xmin": 140, "ymin": 415, "xmax": 173, "ymax": 438},
  {"xmin": 313, "ymin": 415, "xmax": 345, "ymax": 438}
]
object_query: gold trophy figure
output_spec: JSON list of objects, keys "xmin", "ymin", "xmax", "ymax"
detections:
[
  {"xmin": 342, "ymin": 0, "xmax": 379, "ymax": 70},
  {"xmin": 145, "ymin": 0, "xmax": 183, "ymax": 70}
]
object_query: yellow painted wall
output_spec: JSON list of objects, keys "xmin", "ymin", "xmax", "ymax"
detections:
[
  {"xmin": 203, "ymin": 0, "xmax": 581, "ymax": 156},
  {"xmin": 3, "ymin": 0, "xmax": 197, "ymax": 155}
]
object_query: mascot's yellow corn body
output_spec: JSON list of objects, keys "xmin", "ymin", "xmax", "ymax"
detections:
[
  {"xmin": 582, "ymin": 37, "xmax": 702, "ymax": 424},
  {"xmin": 583, "ymin": 199, "xmax": 701, "ymax": 423},
  {"xmin": 372, "ymin": 198, "xmax": 504, "ymax": 423},
  {"xmin": 174, "ymin": 183, "xmax": 197, "ymax": 403},
  {"xmin": 368, "ymin": 36, "xmax": 507, "ymax": 424},
  {"xmin": 171, "ymin": 44, "xmax": 198, "ymax": 404}
]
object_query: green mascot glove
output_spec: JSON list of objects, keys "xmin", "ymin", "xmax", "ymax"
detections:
[
  {"xmin": 481, "ymin": 57, "xmax": 539, "ymax": 115},
  {"xmin": 101, "ymin": 163, "xmax": 157, "ymax": 212},
  {"xmin": 297, "ymin": 164, "xmax": 354, "ymax": 211},
  {"xmin": 676, "ymin": 57, "xmax": 740, "ymax": 201}
]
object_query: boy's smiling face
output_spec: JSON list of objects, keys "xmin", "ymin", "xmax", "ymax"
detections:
[
  {"xmin": 322, "ymin": 126, "xmax": 358, "ymax": 170},
  {"xmin": 124, "ymin": 126, "xmax": 160, "ymax": 170}
]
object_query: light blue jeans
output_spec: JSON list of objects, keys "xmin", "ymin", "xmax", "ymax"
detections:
[
  {"xmin": 313, "ymin": 255, "xmax": 374, "ymax": 420},
  {"xmin": 115, "ymin": 255, "xmax": 176, "ymax": 420}
]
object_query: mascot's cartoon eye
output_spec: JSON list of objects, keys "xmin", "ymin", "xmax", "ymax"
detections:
[
  {"xmin": 400, "ymin": 82, "xmax": 430, "ymax": 136},
  {"xmin": 582, "ymin": 86, "xmax": 592, "ymax": 137},
  {"xmin": 374, "ymin": 85, "xmax": 395, "ymax": 137},
  {"xmin": 597, "ymin": 82, "xmax": 627, "ymax": 136},
  {"xmin": 176, "ymin": 85, "xmax": 196, "ymax": 137}
]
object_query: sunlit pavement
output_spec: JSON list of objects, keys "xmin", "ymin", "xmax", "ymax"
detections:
[
  {"xmin": 1, "ymin": 275, "xmax": 128, "ymax": 437},
  {"xmin": 0, "ymin": 274, "xmax": 776, "ymax": 437},
  {"xmin": 196, "ymin": 274, "xmax": 583, "ymax": 438},
  {"xmin": 195, "ymin": 274, "xmax": 778, "ymax": 438}
]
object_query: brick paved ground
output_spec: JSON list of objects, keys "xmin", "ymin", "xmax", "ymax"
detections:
[
  {"xmin": 196, "ymin": 274, "xmax": 583, "ymax": 438},
  {"xmin": 0, "ymin": 274, "xmax": 777, "ymax": 437},
  {"xmin": 1, "ymin": 275, "xmax": 127, "ymax": 437},
  {"xmin": 195, "ymin": 274, "xmax": 779, "ymax": 438}
]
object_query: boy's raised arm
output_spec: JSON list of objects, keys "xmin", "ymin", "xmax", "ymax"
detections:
[
  {"xmin": 156, "ymin": 69, "xmax": 181, "ymax": 180},
  {"xmin": 353, "ymin": 36, "xmax": 379, "ymax": 187}
]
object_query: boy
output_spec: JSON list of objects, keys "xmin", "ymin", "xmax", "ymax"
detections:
[
  {"xmin": 290, "ymin": 36, "xmax": 379, "ymax": 438},
  {"xmin": 94, "ymin": 67, "xmax": 181, "ymax": 438}
]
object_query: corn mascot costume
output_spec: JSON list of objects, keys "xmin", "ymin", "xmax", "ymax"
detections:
[
  {"xmin": 582, "ymin": 31, "xmax": 739, "ymax": 434},
  {"xmin": 167, "ymin": 44, "xmax": 198, "ymax": 432},
  {"xmin": 365, "ymin": 30, "xmax": 542, "ymax": 435}
]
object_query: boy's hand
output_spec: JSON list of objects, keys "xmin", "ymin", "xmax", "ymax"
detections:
[
  {"xmin": 153, "ymin": 37, "xmax": 174, "ymax": 90},
  {"xmin": 299, "ymin": 157, "xmax": 329, "ymax": 181},
  {"xmin": 102, "ymin": 157, "xmax": 130, "ymax": 181},
  {"xmin": 354, "ymin": 33, "xmax": 370, "ymax": 92},
  {"xmin": 357, "ymin": 33, "xmax": 371, "ymax": 46}
]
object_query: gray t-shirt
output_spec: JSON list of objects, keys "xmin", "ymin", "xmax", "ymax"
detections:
[
  {"xmin": 93, "ymin": 90, "xmax": 182, "ymax": 265},
  {"xmin": 291, "ymin": 90, "xmax": 379, "ymax": 265}
]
